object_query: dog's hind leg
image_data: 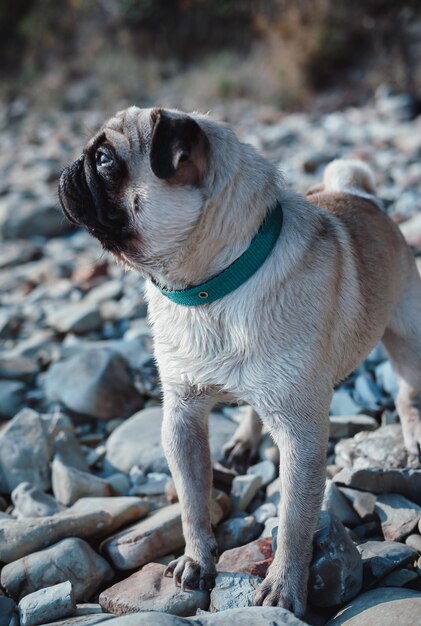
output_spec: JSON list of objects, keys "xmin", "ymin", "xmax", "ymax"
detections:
[
  {"xmin": 222, "ymin": 406, "xmax": 262, "ymax": 472},
  {"xmin": 382, "ymin": 266, "xmax": 421, "ymax": 464},
  {"xmin": 161, "ymin": 388, "xmax": 218, "ymax": 590}
]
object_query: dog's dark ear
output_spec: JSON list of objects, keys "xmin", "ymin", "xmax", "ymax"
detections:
[{"xmin": 149, "ymin": 109, "xmax": 209, "ymax": 186}]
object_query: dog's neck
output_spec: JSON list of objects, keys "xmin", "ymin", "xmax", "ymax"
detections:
[{"xmin": 147, "ymin": 130, "xmax": 284, "ymax": 291}]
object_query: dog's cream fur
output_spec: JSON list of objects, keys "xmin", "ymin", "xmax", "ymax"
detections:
[{"xmin": 59, "ymin": 107, "xmax": 421, "ymax": 617}]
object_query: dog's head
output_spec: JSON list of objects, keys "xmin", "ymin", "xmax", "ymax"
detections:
[{"xmin": 59, "ymin": 107, "xmax": 211, "ymax": 275}]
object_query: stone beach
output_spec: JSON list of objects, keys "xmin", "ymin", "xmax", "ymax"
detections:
[{"xmin": 0, "ymin": 91, "xmax": 421, "ymax": 625}]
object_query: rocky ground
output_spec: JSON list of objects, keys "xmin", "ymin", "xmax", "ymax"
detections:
[{"xmin": 0, "ymin": 92, "xmax": 421, "ymax": 626}]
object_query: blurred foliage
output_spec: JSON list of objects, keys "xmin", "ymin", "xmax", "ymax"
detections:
[{"xmin": 0, "ymin": 0, "xmax": 420, "ymax": 108}]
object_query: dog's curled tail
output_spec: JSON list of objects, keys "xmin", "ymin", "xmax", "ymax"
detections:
[{"xmin": 322, "ymin": 159, "xmax": 382, "ymax": 208}]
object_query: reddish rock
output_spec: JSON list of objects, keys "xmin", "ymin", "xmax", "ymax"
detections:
[
  {"xmin": 99, "ymin": 562, "xmax": 209, "ymax": 616},
  {"xmin": 216, "ymin": 537, "xmax": 273, "ymax": 578}
]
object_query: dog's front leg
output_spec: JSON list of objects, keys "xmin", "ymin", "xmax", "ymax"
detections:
[
  {"xmin": 162, "ymin": 387, "xmax": 218, "ymax": 591},
  {"xmin": 255, "ymin": 401, "xmax": 329, "ymax": 617}
]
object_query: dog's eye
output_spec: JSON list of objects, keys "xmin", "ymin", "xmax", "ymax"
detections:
[{"xmin": 95, "ymin": 148, "xmax": 113, "ymax": 168}]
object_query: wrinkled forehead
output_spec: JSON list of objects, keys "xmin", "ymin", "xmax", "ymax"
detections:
[{"xmin": 85, "ymin": 106, "xmax": 153, "ymax": 162}]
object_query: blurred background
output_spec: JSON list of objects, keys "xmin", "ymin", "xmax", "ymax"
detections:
[{"xmin": 1, "ymin": 0, "xmax": 421, "ymax": 115}]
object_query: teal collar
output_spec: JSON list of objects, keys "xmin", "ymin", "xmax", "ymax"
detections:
[{"xmin": 154, "ymin": 201, "xmax": 283, "ymax": 307}]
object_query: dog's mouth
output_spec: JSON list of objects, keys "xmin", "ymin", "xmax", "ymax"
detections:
[{"xmin": 59, "ymin": 153, "xmax": 131, "ymax": 255}]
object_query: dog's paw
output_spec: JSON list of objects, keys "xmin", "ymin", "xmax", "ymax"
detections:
[
  {"xmin": 254, "ymin": 571, "xmax": 306, "ymax": 618},
  {"xmin": 403, "ymin": 422, "xmax": 421, "ymax": 467},
  {"xmin": 222, "ymin": 436, "xmax": 258, "ymax": 473},
  {"xmin": 164, "ymin": 555, "xmax": 216, "ymax": 591}
]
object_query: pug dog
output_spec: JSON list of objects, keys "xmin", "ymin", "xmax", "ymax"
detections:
[{"xmin": 59, "ymin": 107, "xmax": 421, "ymax": 617}]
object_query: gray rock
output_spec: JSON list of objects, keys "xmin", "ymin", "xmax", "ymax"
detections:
[
  {"xmin": 52, "ymin": 457, "xmax": 112, "ymax": 506},
  {"xmin": 215, "ymin": 515, "xmax": 263, "ymax": 552},
  {"xmin": 11, "ymin": 482, "xmax": 62, "ymax": 518},
  {"xmin": 322, "ymin": 480, "xmax": 361, "ymax": 526},
  {"xmin": 1, "ymin": 198, "xmax": 73, "ymax": 239},
  {"xmin": 18, "ymin": 581, "xmax": 76, "ymax": 626},
  {"xmin": 0, "ymin": 509, "xmax": 112, "ymax": 563},
  {"xmin": 0, "ymin": 381, "xmax": 26, "ymax": 419},
  {"xmin": 99, "ymin": 562, "xmax": 209, "ymax": 616},
  {"xmin": 102, "ymin": 501, "xmax": 223, "ymax": 570},
  {"xmin": 374, "ymin": 494, "xmax": 421, "ymax": 541},
  {"xmin": 339, "ymin": 487, "xmax": 377, "ymax": 520},
  {"xmin": 405, "ymin": 533, "xmax": 421, "ymax": 552},
  {"xmin": 46, "ymin": 302, "xmax": 102, "ymax": 334},
  {"xmin": 130, "ymin": 472, "xmax": 171, "ymax": 496},
  {"xmin": 375, "ymin": 361, "xmax": 399, "ymax": 397},
  {"xmin": 68, "ymin": 496, "xmax": 150, "ymax": 536},
  {"xmin": 54, "ymin": 431, "xmax": 90, "ymax": 473},
  {"xmin": 357, "ymin": 541, "xmax": 418, "ymax": 588},
  {"xmin": 231, "ymin": 475, "xmax": 262, "ymax": 513},
  {"xmin": 0, "ymin": 408, "xmax": 53, "ymax": 494},
  {"xmin": 246, "ymin": 461, "xmax": 276, "ymax": 487},
  {"xmin": 0, "ymin": 356, "xmax": 39, "ymax": 384},
  {"xmin": 45, "ymin": 349, "xmax": 143, "ymax": 420},
  {"xmin": 380, "ymin": 567, "xmax": 419, "ymax": 587},
  {"xmin": 327, "ymin": 587, "xmax": 421, "ymax": 625},
  {"xmin": 308, "ymin": 512, "xmax": 363, "ymax": 607},
  {"xmin": 253, "ymin": 502, "xmax": 277, "ymax": 524},
  {"xmin": 101, "ymin": 503, "xmax": 184, "ymax": 570},
  {"xmin": 329, "ymin": 415, "xmax": 378, "ymax": 439},
  {"xmin": 0, "ymin": 240, "xmax": 41, "ymax": 270},
  {"xmin": 330, "ymin": 389, "xmax": 362, "ymax": 416},
  {"xmin": 0, "ymin": 596, "xmax": 19, "ymax": 626},
  {"xmin": 106, "ymin": 473, "xmax": 131, "ymax": 496},
  {"xmin": 334, "ymin": 425, "xmax": 408, "ymax": 470},
  {"xmin": 209, "ymin": 572, "xmax": 262, "ymax": 612},
  {"xmin": 261, "ymin": 517, "xmax": 279, "ymax": 539},
  {"xmin": 105, "ymin": 408, "xmax": 237, "ymax": 474},
  {"xmin": 100, "ymin": 607, "xmax": 306, "ymax": 625},
  {"xmin": 353, "ymin": 374, "xmax": 383, "ymax": 409},
  {"xmin": 1, "ymin": 537, "xmax": 113, "ymax": 603},
  {"xmin": 333, "ymin": 467, "xmax": 421, "ymax": 505}
]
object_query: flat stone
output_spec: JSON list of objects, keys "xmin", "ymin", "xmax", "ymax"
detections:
[
  {"xmin": 246, "ymin": 461, "xmax": 276, "ymax": 487},
  {"xmin": 18, "ymin": 581, "xmax": 76, "ymax": 626},
  {"xmin": 322, "ymin": 480, "xmax": 361, "ymax": 526},
  {"xmin": 11, "ymin": 482, "xmax": 62, "ymax": 518},
  {"xmin": 99, "ymin": 562, "xmax": 209, "ymax": 616},
  {"xmin": 327, "ymin": 587, "xmax": 421, "ymax": 625},
  {"xmin": 333, "ymin": 467, "xmax": 421, "ymax": 505},
  {"xmin": 215, "ymin": 515, "xmax": 263, "ymax": 552},
  {"xmin": 105, "ymin": 408, "xmax": 237, "ymax": 474},
  {"xmin": 68, "ymin": 496, "xmax": 150, "ymax": 535},
  {"xmin": 54, "ymin": 431, "xmax": 90, "ymax": 473},
  {"xmin": 357, "ymin": 541, "xmax": 418, "ymax": 588},
  {"xmin": 334, "ymin": 425, "xmax": 408, "ymax": 470},
  {"xmin": 329, "ymin": 415, "xmax": 378, "ymax": 439},
  {"xmin": 231, "ymin": 475, "xmax": 262, "ymax": 513},
  {"xmin": 209, "ymin": 572, "xmax": 262, "ymax": 612},
  {"xmin": 0, "ymin": 408, "xmax": 53, "ymax": 494},
  {"xmin": 0, "ymin": 509, "xmax": 112, "ymax": 563},
  {"xmin": 52, "ymin": 457, "xmax": 112, "ymax": 506},
  {"xmin": 45, "ymin": 349, "xmax": 143, "ymax": 420},
  {"xmin": 308, "ymin": 512, "xmax": 363, "ymax": 607},
  {"xmin": 1, "ymin": 537, "xmax": 113, "ymax": 603},
  {"xmin": 217, "ymin": 537, "xmax": 273, "ymax": 578},
  {"xmin": 100, "ymin": 503, "xmax": 182, "ymax": 570},
  {"xmin": 374, "ymin": 494, "xmax": 421, "ymax": 541}
]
